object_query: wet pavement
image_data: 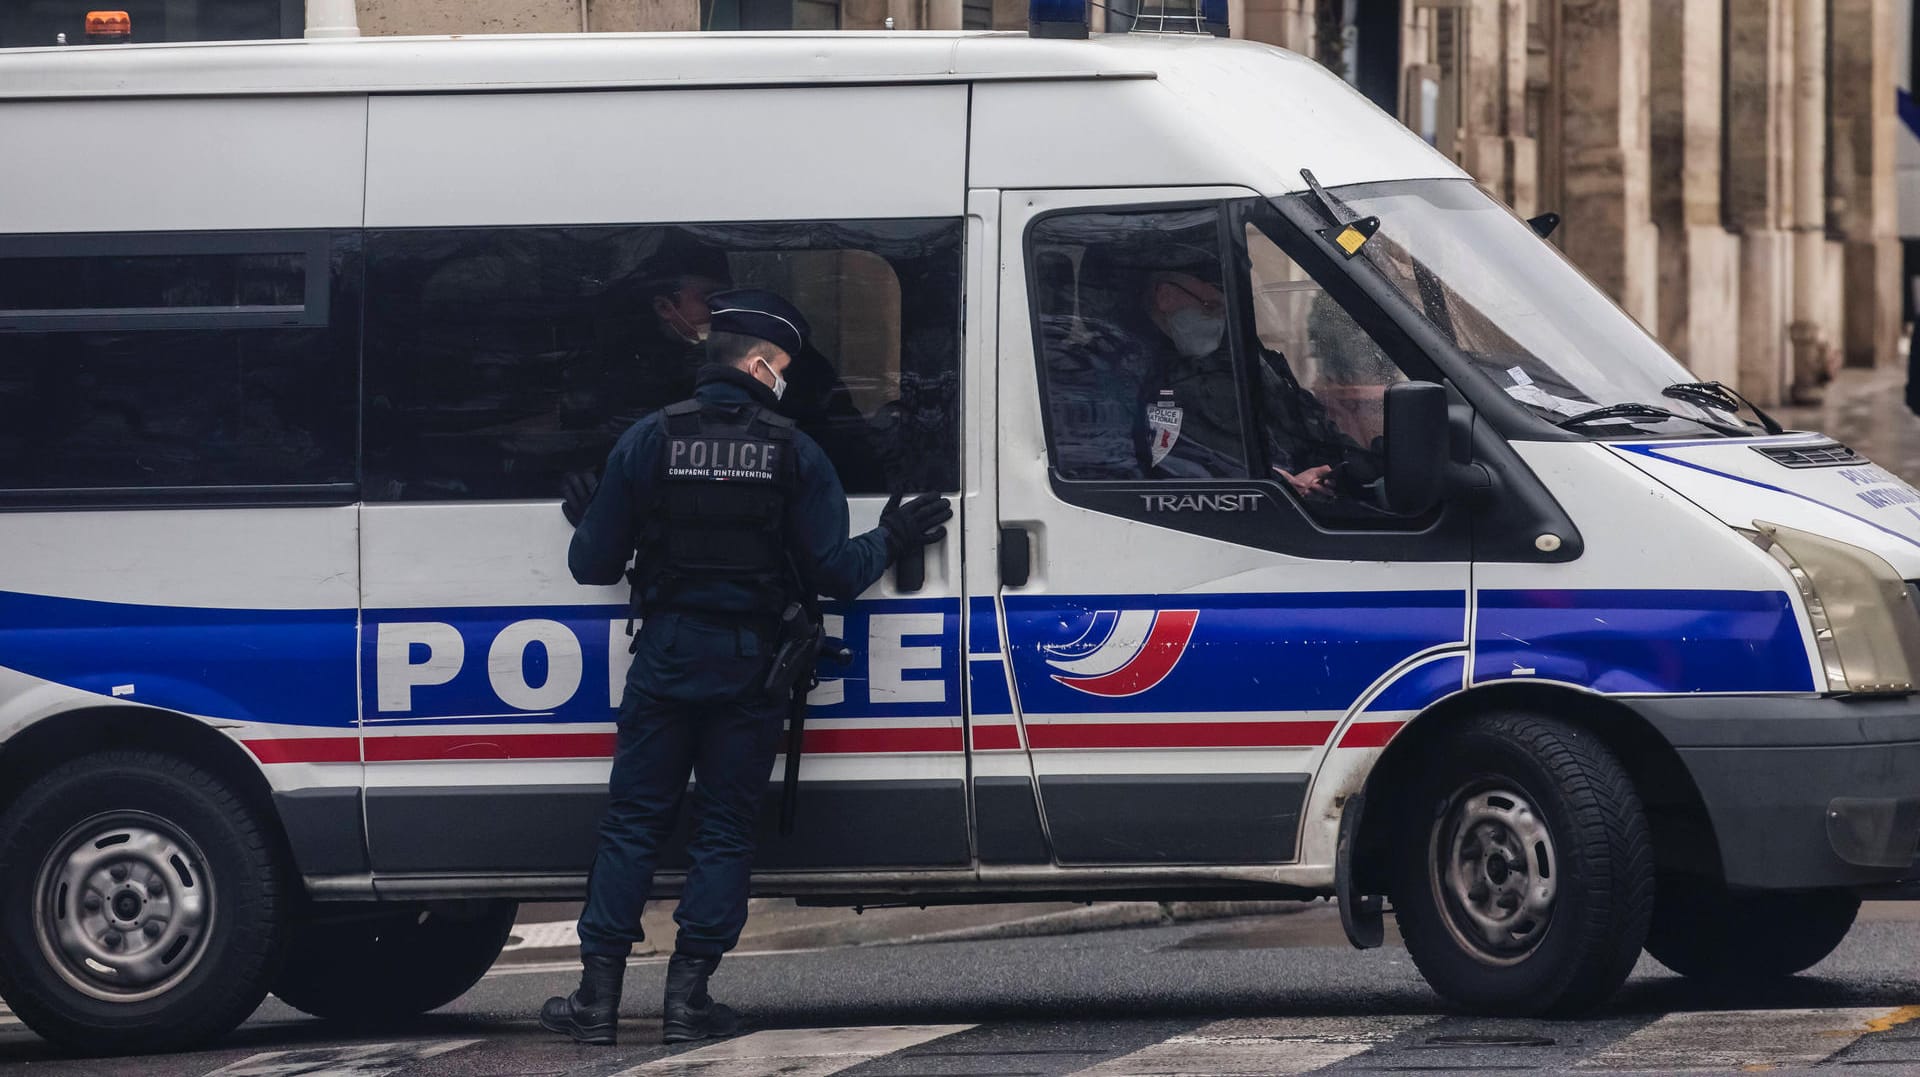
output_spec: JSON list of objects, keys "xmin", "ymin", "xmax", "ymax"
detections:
[{"xmin": 1776, "ymin": 363, "xmax": 1920, "ymax": 482}]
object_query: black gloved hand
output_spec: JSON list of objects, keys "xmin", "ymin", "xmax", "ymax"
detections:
[
  {"xmin": 561, "ymin": 470, "xmax": 600, "ymax": 527},
  {"xmin": 879, "ymin": 492, "xmax": 954, "ymax": 558}
]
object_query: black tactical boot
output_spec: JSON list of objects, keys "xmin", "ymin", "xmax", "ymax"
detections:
[
  {"xmin": 540, "ymin": 953, "xmax": 626, "ymax": 1045},
  {"xmin": 661, "ymin": 952, "xmax": 740, "ymax": 1044}
]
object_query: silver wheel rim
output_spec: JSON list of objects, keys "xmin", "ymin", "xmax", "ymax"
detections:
[
  {"xmin": 1428, "ymin": 784, "xmax": 1557, "ymax": 966},
  {"xmin": 33, "ymin": 811, "xmax": 215, "ymax": 1003}
]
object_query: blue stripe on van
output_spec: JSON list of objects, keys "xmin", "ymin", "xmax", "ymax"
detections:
[
  {"xmin": 1473, "ymin": 589, "xmax": 1814, "ymax": 694},
  {"xmin": 0, "ymin": 589, "xmax": 356, "ymax": 727},
  {"xmin": 1362, "ymin": 653, "xmax": 1466, "ymax": 713},
  {"xmin": 969, "ymin": 595, "xmax": 1001, "ymax": 655},
  {"xmin": 1001, "ymin": 590, "xmax": 1470, "ymax": 715}
]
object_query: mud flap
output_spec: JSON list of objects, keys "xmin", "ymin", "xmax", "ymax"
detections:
[{"xmin": 1335, "ymin": 792, "xmax": 1385, "ymax": 949}]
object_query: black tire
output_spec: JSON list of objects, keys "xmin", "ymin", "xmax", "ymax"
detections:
[
  {"xmin": 1645, "ymin": 880, "xmax": 1858, "ymax": 980},
  {"xmin": 272, "ymin": 899, "xmax": 517, "ymax": 1021},
  {"xmin": 0, "ymin": 750, "xmax": 288, "ymax": 1055},
  {"xmin": 1391, "ymin": 712, "xmax": 1654, "ymax": 1016}
]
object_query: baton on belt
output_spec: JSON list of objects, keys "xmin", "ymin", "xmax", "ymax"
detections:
[{"xmin": 780, "ymin": 637, "xmax": 852, "ymax": 836}]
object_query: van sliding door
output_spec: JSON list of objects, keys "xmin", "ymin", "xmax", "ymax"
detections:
[{"xmin": 356, "ymin": 87, "xmax": 974, "ymax": 881}]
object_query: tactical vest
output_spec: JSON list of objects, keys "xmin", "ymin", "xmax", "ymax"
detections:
[{"xmin": 643, "ymin": 397, "xmax": 798, "ymax": 614}]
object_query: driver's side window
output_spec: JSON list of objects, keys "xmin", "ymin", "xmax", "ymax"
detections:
[{"xmin": 1242, "ymin": 221, "xmax": 1405, "ymax": 521}]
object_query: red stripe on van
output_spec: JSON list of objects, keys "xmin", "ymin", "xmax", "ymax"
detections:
[
  {"xmin": 802, "ymin": 727, "xmax": 963, "ymax": 754},
  {"xmin": 1336, "ymin": 721, "xmax": 1406, "ymax": 749},
  {"xmin": 243, "ymin": 737, "xmax": 360, "ymax": 764},
  {"xmin": 247, "ymin": 726, "xmax": 965, "ymax": 763},
  {"xmin": 1024, "ymin": 720, "xmax": 1336, "ymax": 750},
  {"xmin": 970, "ymin": 724, "xmax": 1022, "ymax": 751}
]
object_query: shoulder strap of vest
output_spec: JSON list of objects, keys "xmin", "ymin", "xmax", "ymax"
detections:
[
  {"xmin": 663, "ymin": 397, "xmax": 702, "ymax": 435},
  {"xmin": 753, "ymin": 407, "xmax": 796, "ymax": 437}
]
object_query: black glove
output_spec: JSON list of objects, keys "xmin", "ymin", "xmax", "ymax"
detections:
[
  {"xmin": 561, "ymin": 470, "xmax": 600, "ymax": 527},
  {"xmin": 879, "ymin": 492, "xmax": 953, "ymax": 558}
]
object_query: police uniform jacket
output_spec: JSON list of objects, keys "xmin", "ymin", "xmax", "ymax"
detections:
[{"xmin": 568, "ymin": 364, "xmax": 893, "ymax": 698}]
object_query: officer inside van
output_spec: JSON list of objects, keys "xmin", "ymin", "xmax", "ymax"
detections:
[
  {"xmin": 1136, "ymin": 269, "xmax": 1364, "ymax": 500},
  {"xmin": 543, "ymin": 288, "xmax": 952, "ymax": 1047}
]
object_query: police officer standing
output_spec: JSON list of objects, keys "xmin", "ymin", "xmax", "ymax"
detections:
[{"xmin": 541, "ymin": 289, "xmax": 952, "ymax": 1046}]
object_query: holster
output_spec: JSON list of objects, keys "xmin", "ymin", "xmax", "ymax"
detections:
[{"xmin": 762, "ymin": 602, "xmax": 824, "ymax": 698}]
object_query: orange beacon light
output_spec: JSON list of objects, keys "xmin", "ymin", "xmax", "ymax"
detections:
[{"xmin": 84, "ymin": 11, "xmax": 131, "ymax": 43}]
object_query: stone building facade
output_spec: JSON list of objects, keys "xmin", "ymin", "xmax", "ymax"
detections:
[{"xmin": 54, "ymin": 0, "xmax": 1891, "ymax": 403}]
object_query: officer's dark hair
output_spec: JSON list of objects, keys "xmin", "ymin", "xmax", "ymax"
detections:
[{"xmin": 707, "ymin": 330, "xmax": 784, "ymax": 369}]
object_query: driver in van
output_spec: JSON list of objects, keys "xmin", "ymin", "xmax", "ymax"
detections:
[{"xmin": 1138, "ymin": 270, "xmax": 1357, "ymax": 500}]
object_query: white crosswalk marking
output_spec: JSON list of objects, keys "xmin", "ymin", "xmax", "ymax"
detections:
[
  {"xmin": 1576, "ymin": 1007, "xmax": 1908, "ymax": 1071},
  {"xmin": 501, "ymin": 919, "xmax": 580, "ymax": 953},
  {"xmin": 616, "ymin": 1024, "xmax": 974, "ymax": 1076},
  {"xmin": 199, "ymin": 1039, "xmax": 479, "ymax": 1077},
  {"xmin": 0, "ymin": 1002, "xmax": 18, "ymax": 1029},
  {"xmin": 1070, "ymin": 1016, "xmax": 1428, "ymax": 1076}
]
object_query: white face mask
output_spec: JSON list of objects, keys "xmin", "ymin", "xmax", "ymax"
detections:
[
  {"xmin": 756, "ymin": 356, "xmax": 787, "ymax": 401},
  {"xmin": 1167, "ymin": 307, "xmax": 1226, "ymax": 359}
]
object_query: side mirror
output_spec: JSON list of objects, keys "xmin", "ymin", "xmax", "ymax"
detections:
[{"xmin": 1384, "ymin": 381, "xmax": 1449, "ymax": 516}]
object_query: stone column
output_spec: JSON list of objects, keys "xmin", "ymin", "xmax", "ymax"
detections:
[
  {"xmin": 1831, "ymin": 0, "xmax": 1903, "ymax": 369},
  {"xmin": 842, "ymin": 0, "xmax": 890, "ymax": 28},
  {"xmin": 1458, "ymin": 0, "xmax": 1537, "ymax": 214},
  {"xmin": 591, "ymin": 0, "xmax": 700, "ymax": 30},
  {"xmin": 1786, "ymin": 0, "xmax": 1833, "ymax": 401},
  {"xmin": 991, "ymin": 0, "xmax": 1024, "ymax": 28},
  {"xmin": 1237, "ymin": 0, "xmax": 1313, "ymax": 53},
  {"xmin": 1725, "ymin": 0, "xmax": 1794, "ymax": 404},
  {"xmin": 1557, "ymin": 0, "xmax": 1658, "ymax": 330},
  {"xmin": 1648, "ymin": 0, "xmax": 1741, "ymax": 383},
  {"xmin": 357, "ymin": 0, "xmax": 580, "ymax": 33}
]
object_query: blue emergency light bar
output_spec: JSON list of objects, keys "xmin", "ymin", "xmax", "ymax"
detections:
[
  {"xmin": 1029, "ymin": 0, "xmax": 1088, "ymax": 38},
  {"xmin": 1028, "ymin": 0, "xmax": 1229, "ymax": 38}
]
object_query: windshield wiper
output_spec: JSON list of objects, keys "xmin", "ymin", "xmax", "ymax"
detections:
[
  {"xmin": 1660, "ymin": 380, "xmax": 1784, "ymax": 434},
  {"xmin": 1553, "ymin": 402, "xmax": 1748, "ymax": 436}
]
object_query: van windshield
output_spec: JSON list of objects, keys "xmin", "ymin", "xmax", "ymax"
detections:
[{"xmin": 1283, "ymin": 178, "xmax": 1759, "ymax": 438}]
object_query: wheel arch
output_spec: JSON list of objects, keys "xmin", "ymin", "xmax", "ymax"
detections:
[
  {"xmin": 0, "ymin": 705, "xmax": 301, "ymax": 884},
  {"xmin": 1348, "ymin": 682, "xmax": 1723, "ymax": 898}
]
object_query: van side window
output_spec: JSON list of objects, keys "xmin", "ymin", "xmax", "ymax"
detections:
[
  {"xmin": 1243, "ymin": 222, "xmax": 1403, "ymax": 521},
  {"xmin": 363, "ymin": 220, "xmax": 959, "ymax": 501},
  {"xmin": 1029, "ymin": 207, "xmax": 1252, "ymax": 481},
  {"xmin": 0, "ymin": 232, "xmax": 358, "ymax": 499}
]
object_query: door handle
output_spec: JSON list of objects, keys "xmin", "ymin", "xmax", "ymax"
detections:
[
  {"xmin": 895, "ymin": 543, "xmax": 926, "ymax": 593},
  {"xmin": 999, "ymin": 526, "xmax": 1031, "ymax": 588}
]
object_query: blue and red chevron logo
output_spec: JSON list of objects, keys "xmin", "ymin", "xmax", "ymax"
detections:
[{"xmin": 1042, "ymin": 609, "xmax": 1199, "ymax": 698}]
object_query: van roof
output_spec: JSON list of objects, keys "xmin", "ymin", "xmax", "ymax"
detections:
[{"xmin": 0, "ymin": 31, "xmax": 1286, "ymax": 99}]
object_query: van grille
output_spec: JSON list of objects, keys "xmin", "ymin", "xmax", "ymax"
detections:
[{"xmin": 1753, "ymin": 441, "xmax": 1865, "ymax": 468}]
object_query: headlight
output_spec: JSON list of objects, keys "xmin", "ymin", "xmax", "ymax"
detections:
[{"xmin": 1748, "ymin": 521, "xmax": 1920, "ymax": 695}]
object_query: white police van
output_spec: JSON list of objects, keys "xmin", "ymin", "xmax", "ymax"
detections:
[{"xmin": 3, "ymin": 25, "xmax": 1919, "ymax": 1055}]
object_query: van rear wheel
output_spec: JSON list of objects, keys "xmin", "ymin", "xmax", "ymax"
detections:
[
  {"xmin": 1391, "ymin": 713, "xmax": 1654, "ymax": 1016},
  {"xmin": 272, "ymin": 900, "xmax": 517, "ymax": 1021},
  {"xmin": 1645, "ymin": 880, "xmax": 1858, "ymax": 980},
  {"xmin": 0, "ymin": 750, "xmax": 287, "ymax": 1055}
]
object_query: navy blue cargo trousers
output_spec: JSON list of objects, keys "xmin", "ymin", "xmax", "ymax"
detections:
[{"xmin": 574, "ymin": 662, "xmax": 787, "ymax": 960}]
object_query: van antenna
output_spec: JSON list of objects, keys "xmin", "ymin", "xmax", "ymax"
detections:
[{"xmin": 1298, "ymin": 169, "xmax": 1354, "ymax": 228}]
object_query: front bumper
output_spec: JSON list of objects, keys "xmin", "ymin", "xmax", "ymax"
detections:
[{"xmin": 1631, "ymin": 695, "xmax": 1920, "ymax": 890}]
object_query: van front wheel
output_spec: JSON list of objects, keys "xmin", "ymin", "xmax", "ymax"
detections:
[
  {"xmin": 1645, "ymin": 881, "xmax": 1857, "ymax": 980},
  {"xmin": 1391, "ymin": 713, "xmax": 1654, "ymax": 1016},
  {"xmin": 272, "ymin": 900, "xmax": 517, "ymax": 1021},
  {"xmin": 0, "ymin": 751, "xmax": 287, "ymax": 1055}
]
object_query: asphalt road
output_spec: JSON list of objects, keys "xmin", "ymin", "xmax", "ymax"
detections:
[{"xmin": 9, "ymin": 904, "xmax": 1920, "ymax": 1075}]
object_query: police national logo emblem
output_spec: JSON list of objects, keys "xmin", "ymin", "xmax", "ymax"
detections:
[
  {"xmin": 1042, "ymin": 609, "xmax": 1200, "ymax": 698},
  {"xmin": 1146, "ymin": 402, "xmax": 1183, "ymax": 467}
]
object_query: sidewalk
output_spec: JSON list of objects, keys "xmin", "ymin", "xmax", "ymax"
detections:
[
  {"xmin": 1775, "ymin": 363, "xmax": 1920, "ymax": 483},
  {"xmin": 500, "ymin": 898, "xmax": 1317, "ymax": 964}
]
